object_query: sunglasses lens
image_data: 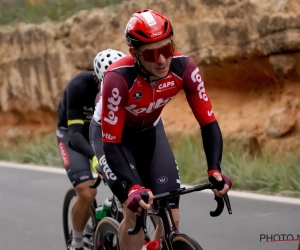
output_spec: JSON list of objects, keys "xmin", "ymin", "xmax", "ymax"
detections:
[
  {"xmin": 160, "ymin": 43, "xmax": 174, "ymax": 59},
  {"xmin": 142, "ymin": 49, "xmax": 158, "ymax": 62},
  {"xmin": 141, "ymin": 43, "xmax": 175, "ymax": 62}
]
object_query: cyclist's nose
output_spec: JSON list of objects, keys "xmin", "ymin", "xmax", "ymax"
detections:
[{"xmin": 157, "ymin": 53, "xmax": 167, "ymax": 63}]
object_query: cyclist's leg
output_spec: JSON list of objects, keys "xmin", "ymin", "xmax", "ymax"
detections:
[
  {"xmin": 90, "ymin": 119, "xmax": 143, "ymax": 250},
  {"xmin": 148, "ymin": 119, "xmax": 181, "ymax": 230},
  {"xmin": 57, "ymin": 127, "xmax": 96, "ymax": 248},
  {"xmin": 89, "ymin": 119, "xmax": 128, "ymax": 202},
  {"xmin": 123, "ymin": 119, "xmax": 180, "ymax": 244},
  {"xmin": 119, "ymin": 200, "xmax": 145, "ymax": 250},
  {"xmin": 112, "ymin": 144, "xmax": 145, "ymax": 250}
]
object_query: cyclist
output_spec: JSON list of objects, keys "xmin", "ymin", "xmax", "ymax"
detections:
[
  {"xmin": 56, "ymin": 49, "xmax": 125, "ymax": 250},
  {"xmin": 91, "ymin": 9, "xmax": 232, "ymax": 250}
]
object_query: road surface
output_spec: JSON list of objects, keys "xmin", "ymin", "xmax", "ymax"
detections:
[{"xmin": 0, "ymin": 162, "xmax": 299, "ymax": 250}]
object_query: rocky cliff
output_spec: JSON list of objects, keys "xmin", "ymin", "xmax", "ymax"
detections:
[{"xmin": 0, "ymin": 0, "xmax": 299, "ymax": 152}]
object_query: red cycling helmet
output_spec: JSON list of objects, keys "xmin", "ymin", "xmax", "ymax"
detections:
[{"xmin": 125, "ymin": 9, "xmax": 173, "ymax": 48}]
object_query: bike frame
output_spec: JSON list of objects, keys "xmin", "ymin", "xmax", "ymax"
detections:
[
  {"xmin": 90, "ymin": 177, "xmax": 123, "ymax": 222},
  {"xmin": 147, "ymin": 199, "xmax": 179, "ymax": 249},
  {"xmin": 128, "ymin": 182, "xmax": 232, "ymax": 249}
]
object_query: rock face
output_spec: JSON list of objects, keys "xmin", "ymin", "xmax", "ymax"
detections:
[
  {"xmin": 265, "ymin": 101, "xmax": 298, "ymax": 138},
  {"xmin": 0, "ymin": 0, "xmax": 299, "ymax": 147}
]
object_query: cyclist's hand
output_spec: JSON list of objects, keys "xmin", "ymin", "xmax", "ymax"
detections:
[
  {"xmin": 208, "ymin": 170, "xmax": 232, "ymax": 197},
  {"xmin": 91, "ymin": 155, "xmax": 103, "ymax": 179},
  {"xmin": 127, "ymin": 184, "xmax": 154, "ymax": 213}
]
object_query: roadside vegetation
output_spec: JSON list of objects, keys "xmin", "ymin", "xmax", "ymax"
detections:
[
  {"xmin": 0, "ymin": 0, "xmax": 125, "ymax": 26},
  {"xmin": 0, "ymin": 134, "xmax": 299, "ymax": 196}
]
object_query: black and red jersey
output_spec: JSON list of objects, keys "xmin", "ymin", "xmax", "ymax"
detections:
[
  {"xmin": 97, "ymin": 52, "xmax": 215, "ymax": 143},
  {"xmin": 93, "ymin": 52, "xmax": 223, "ymax": 192}
]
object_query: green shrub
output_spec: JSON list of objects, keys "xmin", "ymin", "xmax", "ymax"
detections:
[
  {"xmin": 1, "ymin": 133, "xmax": 299, "ymax": 196},
  {"xmin": 0, "ymin": 0, "xmax": 125, "ymax": 26},
  {"xmin": 172, "ymin": 135, "xmax": 300, "ymax": 196}
]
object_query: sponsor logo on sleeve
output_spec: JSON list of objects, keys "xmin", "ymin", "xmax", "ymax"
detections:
[
  {"xmin": 191, "ymin": 67, "xmax": 208, "ymax": 101},
  {"xmin": 99, "ymin": 155, "xmax": 117, "ymax": 180},
  {"xmin": 104, "ymin": 88, "xmax": 121, "ymax": 125}
]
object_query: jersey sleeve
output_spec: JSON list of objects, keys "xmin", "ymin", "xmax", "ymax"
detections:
[
  {"xmin": 101, "ymin": 71, "xmax": 128, "ymax": 142},
  {"xmin": 182, "ymin": 58, "xmax": 216, "ymax": 126},
  {"xmin": 65, "ymin": 77, "xmax": 95, "ymax": 159},
  {"xmin": 182, "ymin": 58, "xmax": 223, "ymax": 172},
  {"xmin": 66, "ymin": 81, "xmax": 87, "ymax": 122}
]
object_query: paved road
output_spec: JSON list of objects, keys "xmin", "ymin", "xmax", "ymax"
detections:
[{"xmin": 0, "ymin": 164, "xmax": 299, "ymax": 250}]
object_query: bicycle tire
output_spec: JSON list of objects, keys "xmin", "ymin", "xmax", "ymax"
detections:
[
  {"xmin": 62, "ymin": 187, "xmax": 97, "ymax": 249},
  {"xmin": 171, "ymin": 234, "xmax": 203, "ymax": 250},
  {"xmin": 93, "ymin": 217, "xmax": 120, "ymax": 250}
]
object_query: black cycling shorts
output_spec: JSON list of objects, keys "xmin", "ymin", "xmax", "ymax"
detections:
[
  {"xmin": 56, "ymin": 127, "xmax": 94, "ymax": 187},
  {"xmin": 89, "ymin": 118, "xmax": 181, "ymax": 209}
]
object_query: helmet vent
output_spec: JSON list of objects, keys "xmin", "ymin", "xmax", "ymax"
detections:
[
  {"xmin": 164, "ymin": 22, "xmax": 169, "ymax": 34},
  {"xmin": 135, "ymin": 30, "xmax": 149, "ymax": 39}
]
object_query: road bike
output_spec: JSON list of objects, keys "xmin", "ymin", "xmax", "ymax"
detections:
[
  {"xmin": 90, "ymin": 175, "xmax": 232, "ymax": 249},
  {"xmin": 62, "ymin": 177, "xmax": 156, "ymax": 250}
]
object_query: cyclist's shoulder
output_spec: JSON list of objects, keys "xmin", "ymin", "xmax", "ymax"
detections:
[
  {"xmin": 105, "ymin": 56, "xmax": 137, "ymax": 88},
  {"xmin": 170, "ymin": 52, "xmax": 191, "ymax": 77},
  {"xmin": 65, "ymin": 71, "xmax": 94, "ymax": 91},
  {"xmin": 107, "ymin": 55, "xmax": 135, "ymax": 73},
  {"xmin": 69, "ymin": 71, "xmax": 94, "ymax": 84}
]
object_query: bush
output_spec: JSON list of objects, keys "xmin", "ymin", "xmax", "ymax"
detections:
[
  {"xmin": 1, "ymin": 133, "xmax": 299, "ymax": 196},
  {"xmin": 0, "ymin": 0, "xmax": 125, "ymax": 26}
]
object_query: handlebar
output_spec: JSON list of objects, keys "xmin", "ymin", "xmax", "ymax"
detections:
[
  {"xmin": 89, "ymin": 174, "xmax": 233, "ymax": 236},
  {"xmin": 128, "ymin": 180, "xmax": 232, "ymax": 235}
]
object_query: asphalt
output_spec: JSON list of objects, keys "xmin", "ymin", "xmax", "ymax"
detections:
[{"xmin": 0, "ymin": 164, "xmax": 299, "ymax": 250}]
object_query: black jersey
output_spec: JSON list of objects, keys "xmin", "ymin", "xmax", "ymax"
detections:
[{"xmin": 57, "ymin": 71, "xmax": 98, "ymax": 158}]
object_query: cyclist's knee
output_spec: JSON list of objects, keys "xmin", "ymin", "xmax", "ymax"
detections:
[
  {"xmin": 171, "ymin": 208, "xmax": 180, "ymax": 230},
  {"xmin": 122, "ymin": 201, "xmax": 136, "ymax": 224},
  {"xmin": 75, "ymin": 180, "xmax": 97, "ymax": 204}
]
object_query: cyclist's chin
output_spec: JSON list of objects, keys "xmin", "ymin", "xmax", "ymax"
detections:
[{"xmin": 152, "ymin": 66, "xmax": 169, "ymax": 79}]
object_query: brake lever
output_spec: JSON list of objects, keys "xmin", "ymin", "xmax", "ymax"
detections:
[
  {"xmin": 140, "ymin": 192, "xmax": 149, "ymax": 234},
  {"xmin": 223, "ymin": 194, "xmax": 232, "ymax": 214}
]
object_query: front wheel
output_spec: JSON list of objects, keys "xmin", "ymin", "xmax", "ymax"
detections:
[
  {"xmin": 93, "ymin": 217, "xmax": 120, "ymax": 250},
  {"xmin": 62, "ymin": 187, "xmax": 97, "ymax": 250},
  {"xmin": 171, "ymin": 234, "xmax": 203, "ymax": 250}
]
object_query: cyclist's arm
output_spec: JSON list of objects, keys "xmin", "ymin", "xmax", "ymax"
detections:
[
  {"xmin": 67, "ymin": 79, "xmax": 95, "ymax": 159},
  {"xmin": 182, "ymin": 58, "xmax": 222, "ymax": 172},
  {"xmin": 101, "ymin": 71, "xmax": 143, "ymax": 191},
  {"xmin": 68, "ymin": 123, "xmax": 95, "ymax": 159}
]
